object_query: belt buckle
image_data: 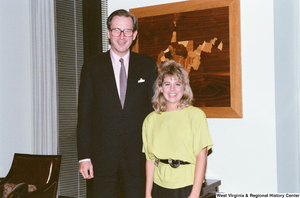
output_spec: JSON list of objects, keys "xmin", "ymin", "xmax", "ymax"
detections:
[
  {"xmin": 168, "ymin": 159, "xmax": 180, "ymax": 168},
  {"xmin": 155, "ymin": 157, "xmax": 160, "ymax": 167}
]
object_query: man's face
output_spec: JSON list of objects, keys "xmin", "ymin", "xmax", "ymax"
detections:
[{"xmin": 107, "ymin": 16, "xmax": 137, "ymax": 57}]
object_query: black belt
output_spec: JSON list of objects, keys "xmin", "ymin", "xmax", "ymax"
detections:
[{"xmin": 155, "ymin": 157, "xmax": 190, "ymax": 168}]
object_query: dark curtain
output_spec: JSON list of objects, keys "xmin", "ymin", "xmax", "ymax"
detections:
[{"xmin": 83, "ymin": 0, "xmax": 103, "ymax": 59}]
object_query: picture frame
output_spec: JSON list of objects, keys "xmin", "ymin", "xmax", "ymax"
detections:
[{"xmin": 130, "ymin": 0, "xmax": 242, "ymax": 118}]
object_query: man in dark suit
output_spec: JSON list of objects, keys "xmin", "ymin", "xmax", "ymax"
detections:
[{"xmin": 77, "ymin": 9, "xmax": 158, "ymax": 198}]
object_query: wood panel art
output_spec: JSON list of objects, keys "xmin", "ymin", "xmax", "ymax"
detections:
[{"xmin": 130, "ymin": 0, "xmax": 242, "ymax": 118}]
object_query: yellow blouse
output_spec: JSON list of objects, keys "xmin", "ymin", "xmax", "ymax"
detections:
[{"xmin": 142, "ymin": 106, "xmax": 213, "ymax": 189}]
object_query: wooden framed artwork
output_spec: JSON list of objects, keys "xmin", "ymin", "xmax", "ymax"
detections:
[{"xmin": 130, "ymin": 0, "xmax": 242, "ymax": 118}]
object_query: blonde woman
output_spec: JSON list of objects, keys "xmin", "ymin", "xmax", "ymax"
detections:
[{"xmin": 142, "ymin": 60, "xmax": 213, "ymax": 198}]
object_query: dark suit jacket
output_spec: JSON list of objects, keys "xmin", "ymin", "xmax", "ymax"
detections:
[{"xmin": 77, "ymin": 50, "xmax": 158, "ymax": 177}]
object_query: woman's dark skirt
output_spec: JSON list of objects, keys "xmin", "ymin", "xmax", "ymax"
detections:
[{"xmin": 152, "ymin": 183, "xmax": 203, "ymax": 198}]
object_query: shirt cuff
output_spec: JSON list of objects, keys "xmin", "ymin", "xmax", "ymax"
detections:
[{"xmin": 79, "ymin": 158, "xmax": 91, "ymax": 163}]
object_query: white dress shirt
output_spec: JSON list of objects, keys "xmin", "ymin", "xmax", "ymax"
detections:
[{"xmin": 110, "ymin": 49, "xmax": 130, "ymax": 98}]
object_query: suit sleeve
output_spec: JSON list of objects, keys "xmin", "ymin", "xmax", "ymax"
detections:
[{"xmin": 77, "ymin": 61, "xmax": 94, "ymax": 160}]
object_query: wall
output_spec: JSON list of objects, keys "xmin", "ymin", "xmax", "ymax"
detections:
[
  {"xmin": 108, "ymin": 0, "xmax": 299, "ymax": 193},
  {"xmin": 0, "ymin": 0, "xmax": 33, "ymax": 176},
  {"xmin": 274, "ymin": 0, "xmax": 300, "ymax": 193}
]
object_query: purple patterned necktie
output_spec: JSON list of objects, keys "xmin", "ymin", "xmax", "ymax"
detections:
[{"xmin": 119, "ymin": 58, "xmax": 127, "ymax": 108}]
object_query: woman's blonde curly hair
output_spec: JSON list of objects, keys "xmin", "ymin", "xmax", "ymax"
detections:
[{"xmin": 152, "ymin": 60, "xmax": 193, "ymax": 113}]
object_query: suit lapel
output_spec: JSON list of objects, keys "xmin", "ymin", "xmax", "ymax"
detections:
[
  {"xmin": 123, "ymin": 52, "xmax": 141, "ymax": 110},
  {"xmin": 101, "ymin": 51, "xmax": 142, "ymax": 110},
  {"xmin": 101, "ymin": 52, "xmax": 122, "ymax": 107}
]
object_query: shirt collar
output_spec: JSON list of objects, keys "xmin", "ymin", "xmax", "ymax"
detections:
[{"xmin": 110, "ymin": 49, "xmax": 130, "ymax": 64}]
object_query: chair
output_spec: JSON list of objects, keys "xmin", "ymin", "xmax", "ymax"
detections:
[{"xmin": 0, "ymin": 153, "xmax": 61, "ymax": 198}]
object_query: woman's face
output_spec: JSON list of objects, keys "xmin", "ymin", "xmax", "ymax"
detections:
[{"xmin": 160, "ymin": 75, "xmax": 184, "ymax": 111}]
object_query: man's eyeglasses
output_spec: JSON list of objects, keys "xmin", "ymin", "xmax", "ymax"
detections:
[{"xmin": 110, "ymin": 28, "xmax": 134, "ymax": 37}]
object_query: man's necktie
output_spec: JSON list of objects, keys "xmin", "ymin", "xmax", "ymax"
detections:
[{"xmin": 119, "ymin": 58, "xmax": 127, "ymax": 108}]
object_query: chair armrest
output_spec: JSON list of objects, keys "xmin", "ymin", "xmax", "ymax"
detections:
[
  {"xmin": 6, "ymin": 182, "xmax": 28, "ymax": 198},
  {"xmin": 26, "ymin": 181, "xmax": 58, "ymax": 198}
]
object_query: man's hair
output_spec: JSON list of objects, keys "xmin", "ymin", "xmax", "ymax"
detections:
[
  {"xmin": 107, "ymin": 9, "xmax": 138, "ymax": 31},
  {"xmin": 152, "ymin": 60, "xmax": 193, "ymax": 113}
]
